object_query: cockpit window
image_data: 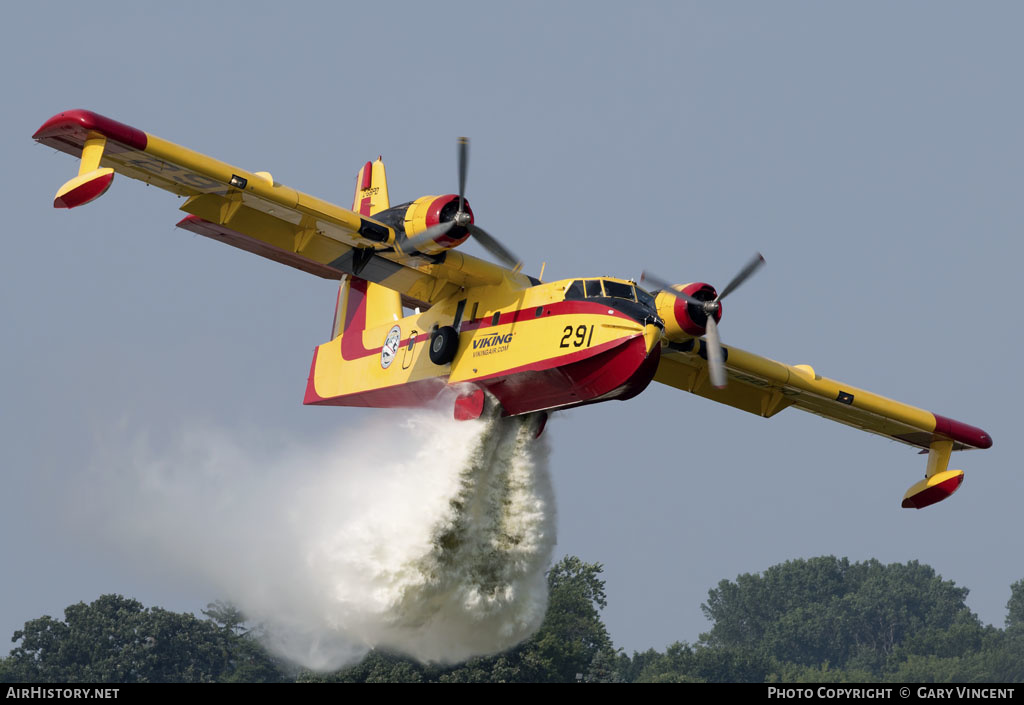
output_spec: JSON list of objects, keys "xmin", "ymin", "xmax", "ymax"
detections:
[
  {"xmin": 565, "ymin": 279, "xmax": 653, "ymax": 308},
  {"xmin": 636, "ymin": 286, "xmax": 656, "ymax": 309},
  {"xmin": 603, "ymin": 280, "xmax": 635, "ymax": 301},
  {"xmin": 583, "ymin": 279, "xmax": 604, "ymax": 298}
]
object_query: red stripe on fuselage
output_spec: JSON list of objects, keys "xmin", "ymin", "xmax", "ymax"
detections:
[
  {"xmin": 482, "ymin": 333, "xmax": 661, "ymax": 415},
  {"xmin": 466, "ymin": 334, "xmax": 633, "ymax": 383},
  {"xmin": 339, "ymin": 297, "xmax": 642, "ymax": 362},
  {"xmin": 307, "ymin": 330, "xmax": 660, "ymax": 416}
]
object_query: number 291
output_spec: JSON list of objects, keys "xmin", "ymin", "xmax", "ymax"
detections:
[{"xmin": 560, "ymin": 324, "xmax": 594, "ymax": 348}]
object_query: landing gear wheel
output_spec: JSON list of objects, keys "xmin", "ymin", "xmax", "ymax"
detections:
[{"xmin": 429, "ymin": 325, "xmax": 459, "ymax": 365}]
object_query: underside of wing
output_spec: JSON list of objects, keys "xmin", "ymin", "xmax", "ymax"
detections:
[
  {"xmin": 34, "ymin": 110, "xmax": 520, "ymax": 308},
  {"xmin": 655, "ymin": 338, "xmax": 992, "ymax": 508}
]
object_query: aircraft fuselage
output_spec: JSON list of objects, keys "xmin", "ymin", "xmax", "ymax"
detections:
[{"xmin": 303, "ymin": 275, "xmax": 665, "ymax": 417}]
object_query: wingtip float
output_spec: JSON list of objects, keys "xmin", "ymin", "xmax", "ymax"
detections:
[{"xmin": 34, "ymin": 109, "xmax": 993, "ymax": 510}]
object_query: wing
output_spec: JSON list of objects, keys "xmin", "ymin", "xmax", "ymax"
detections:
[
  {"xmin": 654, "ymin": 337, "xmax": 992, "ymax": 508},
  {"xmin": 34, "ymin": 110, "xmax": 523, "ymax": 308}
]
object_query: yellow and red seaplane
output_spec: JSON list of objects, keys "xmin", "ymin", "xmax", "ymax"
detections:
[{"xmin": 34, "ymin": 109, "xmax": 992, "ymax": 509}]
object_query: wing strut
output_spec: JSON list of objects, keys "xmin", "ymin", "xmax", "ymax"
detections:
[{"xmin": 53, "ymin": 133, "xmax": 115, "ymax": 209}]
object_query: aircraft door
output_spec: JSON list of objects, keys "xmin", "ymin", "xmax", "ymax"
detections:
[{"xmin": 402, "ymin": 331, "xmax": 417, "ymax": 369}]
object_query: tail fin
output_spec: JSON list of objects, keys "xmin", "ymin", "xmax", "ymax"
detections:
[
  {"xmin": 328, "ymin": 274, "xmax": 401, "ymax": 343},
  {"xmin": 353, "ymin": 158, "xmax": 390, "ymax": 216},
  {"xmin": 344, "ymin": 160, "xmax": 395, "ymax": 332}
]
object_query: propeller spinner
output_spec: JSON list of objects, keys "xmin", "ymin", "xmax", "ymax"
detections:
[
  {"xmin": 642, "ymin": 253, "xmax": 765, "ymax": 389},
  {"xmin": 403, "ymin": 137, "xmax": 522, "ymax": 270}
]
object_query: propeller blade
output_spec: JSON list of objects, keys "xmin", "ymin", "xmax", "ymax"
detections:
[
  {"xmin": 639, "ymin": 271, "xmax": 704, "ymax": 306},
  {"xmin": 413, "ymin": 135, "xmax": 521, "ymax": 270},
  {"xmin": 643, "ymin": 253, "xmax": 764, "ymax": 390},
  {"xmin": 457, "ymin": 136, "xmax": 469, "ymax": 214},
  {"xmin": 469, "ymin": 222, "xmax": 521, "ymax": 269},
  {"xmin": 704, "ymin": 315, "xmax": 727, "ymax": 389},
  {"xmin": 717, "ymin": 252, "xmax": 765, "ymax": 301},
  {"xmin": 403, "ymin": 220, "xmax": 456, "ymax": 254}
]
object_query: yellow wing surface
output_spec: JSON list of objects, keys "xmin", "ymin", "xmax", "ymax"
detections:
[
  {"xmin": 34, "ymin": 110, "xmax": 527, "ymax": 308},
  {"xmin": 655, "ymin": 338, "xmax": 992, "ymax": 508},
  {"xmin": 36, "ymin": 110, "xmax": 991, "ymax": 509}
]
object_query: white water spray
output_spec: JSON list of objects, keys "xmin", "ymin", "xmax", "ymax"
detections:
[{"xmin": 79, "ymin": 401, "xmax": 555, "ymax": 670}]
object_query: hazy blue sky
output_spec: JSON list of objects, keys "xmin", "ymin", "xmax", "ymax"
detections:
[{"xmin": 2, "ymin": 2, "xmax": 1021, "ymax": 656}]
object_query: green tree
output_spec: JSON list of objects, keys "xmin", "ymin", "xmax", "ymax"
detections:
[
  {"xmin": 0, "ymin": 654, "xmax": 13, "ymax": 683},
  {"xmin": 304, "ymin": 556, "xmax": 614, "ymax": 683},
  {"xmin": 1006, "ymin": 580, "xmax": 1024, "ymax": 632},
  {"xmin": 701, "ymin": 557, "xmax": 984, "ymax": 677},
  {"xmin": 769, "ymin": 661, "xmax": 876, "ymax": 683},
  {"xmin": 299, "ymin": 650, "xmax": 427, "ymax": 683},
  {"xmin": 201, "ymin": 601, "xmax": 247, "ymax": 635},
  {"xmin": 442, "ymin": 555, "xmax": 615, "ymax": 683},
  {"xmin": 201, "ymin": 601, "xmax": 288, "ymax": 682},
  {"xmin": 3, "ymin": 595, "xmax": 284, "ymax": 683},
  {"xmin": 12, "ymin": 556, "xmax": 1017, "ymax": 683},
  {"xmin": 586, "ymin": 648, "xmax": 623, "ymax": 682},
  {"xmin": 5, "ymin": 595, "xmax": 229, "ymax": 682},
  {"xmin": 617, "ymin": 648, "xmax": 663, "ymax": 683},
  {"xmin": 516, "ymin": 555, "xmax": 614, "ymax": 682},
  {"xmin": 634, "ymin": 642, "xmax": 705, "ymax": 683},
  {"xmin": 633, "ymin": 641, "xmax": 772, "ymax": 683},
  {"xmin": 976, "ymin": 581, "xmax": 1024, "ymax": 682}
]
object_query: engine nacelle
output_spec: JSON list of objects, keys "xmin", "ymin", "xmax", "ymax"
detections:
[
  {"xmin": 370, "ymin": 195, "xmax": 474, "ymax": 255},
  {"xmin": 405, "ymin": 194, "xmax": 474, "ymax": 254},
  {"xmin": 372, "ymin": 194, "xmax": 474, "ymax": 256},
  {"xmin": 655, "ymin": 282, "xmax": 722, "ymax": 342}
]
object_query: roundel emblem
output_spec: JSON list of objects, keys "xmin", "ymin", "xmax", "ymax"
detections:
[{"xmin": 381, "ymin": 325, "xmax": 402, "ymax": 369}]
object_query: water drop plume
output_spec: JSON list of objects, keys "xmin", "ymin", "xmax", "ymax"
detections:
[{"xmin": 81, "ymin": 399, "xmax": 556, "ymax": 670}]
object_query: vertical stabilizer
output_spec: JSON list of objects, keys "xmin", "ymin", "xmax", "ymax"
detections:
[
  {"xmin": 352, "ymin": 158, "xmax": 399, "ymax": 326},
  {"xmin": 352, "ymin": 158, "xmax": 390, "ymax": 216}
]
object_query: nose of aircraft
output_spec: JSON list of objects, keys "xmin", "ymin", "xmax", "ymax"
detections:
[{"xmin": 643, "ymin": 322, "xmax": 663, "ymax": 358}]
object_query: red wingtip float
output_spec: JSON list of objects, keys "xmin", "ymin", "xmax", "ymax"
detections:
[
  {"xmin": 53, "ymin": 168, "xmax": 114, "ymax": 209},
  {"xmin": 902, "ymin": 470, "xmax": 965, "ymax": 509},
  {"xmin": 34, "ymin": 109, "xmax": 992, "ymax": 509}
]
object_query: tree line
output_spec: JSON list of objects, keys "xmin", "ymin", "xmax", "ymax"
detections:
[{"xmin": 2, "ymin": 555, "xmax": 1022, "ymax": 683}]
